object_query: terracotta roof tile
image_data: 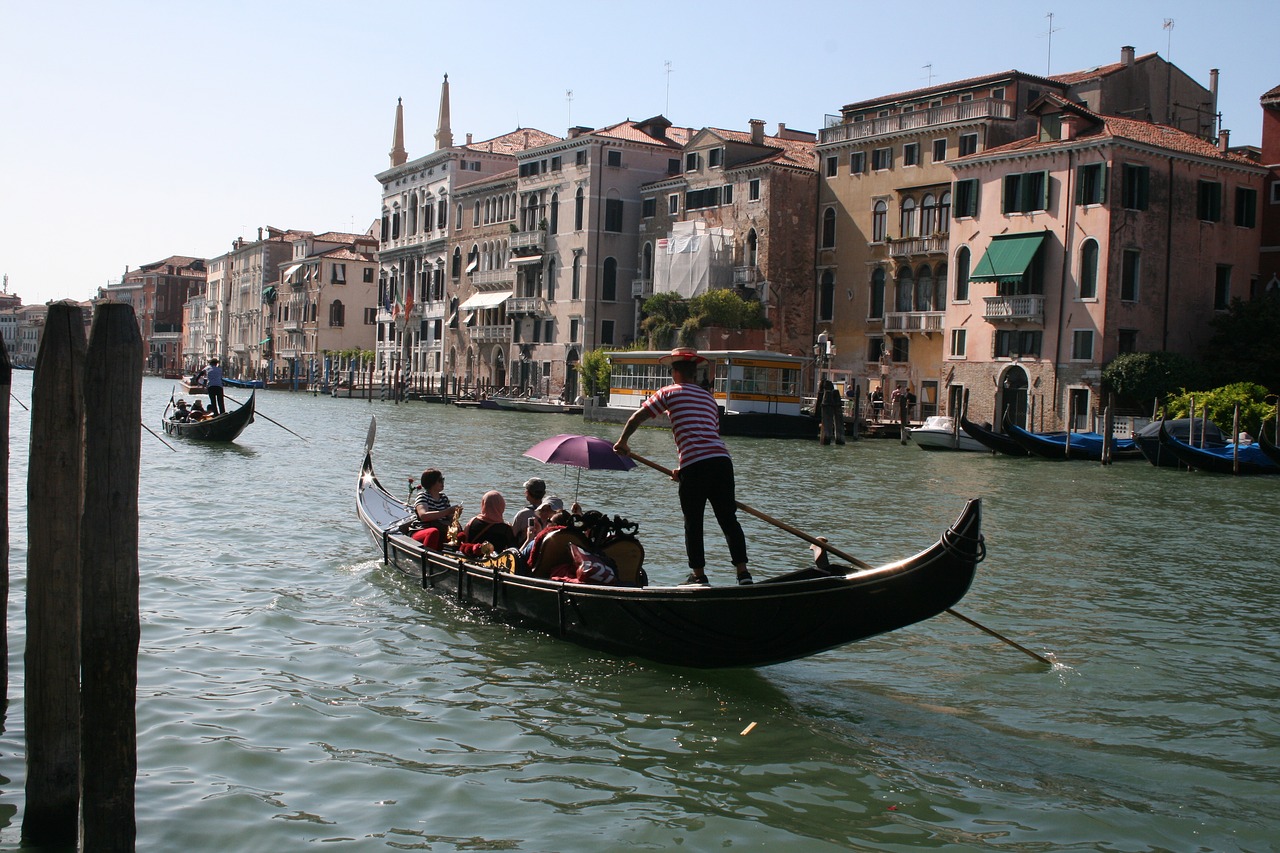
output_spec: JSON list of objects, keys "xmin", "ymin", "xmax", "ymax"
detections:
[
  {"xmin": 841, "ymin": 70, "xmax": 1064, "ymax": 112},
  {"xmin": 464, "ymin": 128, "xmax": 561, "ymax": 154},
  {"xmin": 1048, "ymin": 52, "xmax": 1159, "ymax": 86},
  {"xmin": 707, "ymin": 127, "xmax": 816, "ymax": 170}
]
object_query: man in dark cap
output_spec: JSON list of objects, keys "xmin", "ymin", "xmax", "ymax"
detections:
[
  {"xmin": 196, "ymin": 356, "xmax": 226, "ymax": 415},
  {"xmin": 614, "ymin": 347, "xmax": 750, "ymax": 586}
]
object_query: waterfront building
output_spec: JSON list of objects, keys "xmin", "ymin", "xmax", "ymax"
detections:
[
  {"xmin": 450, "ymin": 169, "xmax": 518, "ymax": 390},
  {"xmin": 945, "ymin": 97, "xmax": 1265, "ymax": 431},
  {"xmin": 1259, "ymin": 84, "xmax": 1280, "ymax": 293},
  {"xmin": 267, "ymin": 230, "xmax": 379, "ymax": 383},
  {"xmin": 816, "ymin": 46, "xmax": 1220, "ymax": 419},
  {"xmin": 13, "ymin": 303, "xmax": 48, "ymax": 366},
  {"xmin": 506, "ymin": 115, "xmax": 692, "ymax": 400},
  {"xmin": 374, "ymin": 76, "xmax": 559, "ymax": 394},
  {"xmin": 0, "ymin": 288, "xmax": 21, "ymax": 363},
  {"xmin": 637, "ymin": 119, "xmax": 818, "ymax": 361},
  {"xmin": 100, "ymin": 255, "xmax": 206, "ymax": 376}
]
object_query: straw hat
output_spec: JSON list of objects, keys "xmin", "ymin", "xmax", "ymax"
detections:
[{"xmin": 658, "ymin": 346, "xmax": 707, "ymax": 365}]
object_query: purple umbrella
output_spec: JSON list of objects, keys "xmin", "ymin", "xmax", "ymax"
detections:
[{"xmin": 523, "ymin": 434, "xmax": 636, "ymax": 499}]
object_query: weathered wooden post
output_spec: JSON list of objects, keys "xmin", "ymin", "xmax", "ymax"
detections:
[
  {"xmin": 1102, "ymin": 394, "xmax": 1115, "ymax": 465},
  {"xmin": 23, "ymin": 301, "xmax": 86, "ymax": 847},
  {"xmin": 80, "ymin": 302, "xmax": 142, "ymax": 849},
  {"xmin": 1, "ymin": 341, "xmax": 10, "ymax": 699},
  {"xmin": 1232, "ymin": 403, "xmax": 1241, "ymax": 476}
]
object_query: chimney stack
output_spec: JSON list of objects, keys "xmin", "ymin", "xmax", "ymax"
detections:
[
  {"xmin": 1209, "ymin": 68, "xmax": 1220, "ymax": 135},
  {"xmin": 1121, "ymin": 45, "xmax": 1135, "ymax": 66},
  {"xmin": 466, "ymin": 132, "xmax": 473, "ymax": 145},
  {"xmin": 1218, "ymin": 129, "xmax": 1230, "ymax": 152},
  {"xmin": 749, "ymin": 118, "xmax": 765, "ymax": 145}
]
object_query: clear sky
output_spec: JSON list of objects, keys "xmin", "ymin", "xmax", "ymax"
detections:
[{"xmin": 1, "ymin": 0, "xmax": 1273, "ymax": 306}]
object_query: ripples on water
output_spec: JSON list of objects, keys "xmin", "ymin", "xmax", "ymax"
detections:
[{"xmin": 3, "ymin": 373, "xmax": 1278, "ymax": 851}]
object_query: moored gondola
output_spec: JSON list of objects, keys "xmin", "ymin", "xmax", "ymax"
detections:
[
  {"xmin": 1003, "ymin": 415, "xmax": 1143, "ymax": 461},
  {"xmin": 959, "ymin": 413, "xmax": 1031, "ymax": 457},
  {"xmin": 1157, "ymin": 421, "xmax": 1280, "ymax": 476},
  {"xmin": 1135, "ymin": 418, "xmax": 1227, "ymax": 468},
  {"xmin": 1260, "ymin": 424, "xmax": 1280, "ymax": 467},
  {"xmin": 356, "ymin": 418, "xmax": 986, "ymax": 669},
  {"xmin": 162, "ymin": 392, "xmax": 256, "ymax": 442}
]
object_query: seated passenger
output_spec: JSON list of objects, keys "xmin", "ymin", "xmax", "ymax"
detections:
[
  {"xmin": 511, "ymin": 477, "xmax": 547, "ymax": 546},
  {"xmin": 411, "ymin": 468, "xmax": 461, "ymax": 550},
  {"xmin": 190, "ymin": 400, "xmax": 211, "ymax": 420},
  {"xmin": 460, "ymin": 490, "xmax": 518, "ymax": 555},
  {"xmin": 521, "ymin": 495, "xmax": 564, "ymax": 544},
  {"xmin": 171, "ymin": 399, "xmax": 191, "ymax": 421}
]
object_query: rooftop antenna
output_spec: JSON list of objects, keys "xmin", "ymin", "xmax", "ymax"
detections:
[
  {"xmin": 664, "ymin": 61, "xmax": 673, "ymax": 115},
  {"xmin": 1043, "ymin": 12, "xmax": 1062, "ymax": 76},
  {"xmin": 566, "ymin": 89, "xmax": 573, "ymax": 127},
  {"xmin": 923, "ymin": 63, "xmax": 934, "ymax": 87},
  {"xmin": 1163, "ymin": 18, "xmax": 1175, "ymax": 125}
]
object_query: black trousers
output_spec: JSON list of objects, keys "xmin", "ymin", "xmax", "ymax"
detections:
[
  {"xmin": 678, "ymin": 456, "xmax": 748, "ymax": 570},
  {"xmin": 208, "ymin": 385, "xmax": 225, "ymax": 415}
]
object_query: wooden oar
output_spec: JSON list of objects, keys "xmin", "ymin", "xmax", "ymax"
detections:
[
  {"xmin": 225, "ymin": 393, "xmax": 308, "ymax": 442},
  {"xmin": 142, "ymin": 422, "xmax": 177, "ymax": 452},
  {"xmin": 11, "ymin": 391, "xmax": 29, "ymax": 411},
  {"xmin": 625, "ymin": 450, "xmax": 1054, "ymax": 667}
]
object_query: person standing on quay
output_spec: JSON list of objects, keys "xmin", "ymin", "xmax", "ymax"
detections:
[
  {"xmin": 613, "ymin": 347, "xmax": 751, "ymax": 586},
  {"xmin": 197, "ymin": 356, "xmax": 226, "ymax": 415}
]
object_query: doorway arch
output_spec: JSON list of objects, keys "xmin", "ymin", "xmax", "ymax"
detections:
[{"xmin": 997, "ymin": 365, "xmax": 1030, "ymax": 429}]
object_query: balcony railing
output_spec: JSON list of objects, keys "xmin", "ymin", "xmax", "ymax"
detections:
[
  {"xmin": 469, "ymin": 324, "xmax": 510, "ymax": 344},
  {"xmin": 819, "ymin": 98, "xmax": 1015, "ymax": 144},
  {"xmin": 883, "ymin": 311, "xmax": 945, "ymax": 333},
  {"xmin": 632, "ymin": 278, "xmax": 653, "ymax": 298},
  {"xmin": 472, "ymin": 268, "xmax": 515, "ymax": 288},
  {"xmin": 888, "ymin": 235, "xmax": 949, "ymax": 259},
  {"xmin": 507, "ymin": 296, "xmax": 550, "ymax": 317},
  {"xmin": 510, "ymin": 230, "xmax": 546, "ymax": 252},
  {"xmin": 280, "ymin": 318, "xmax": 305, "ymax": 331},
  {"xmin": 733, "ymin": 266, "xmax": 761, "ymax": 285},
  {"xmin": 983, "ymin": 294, "xmax": 1045, "ymax": 323}
]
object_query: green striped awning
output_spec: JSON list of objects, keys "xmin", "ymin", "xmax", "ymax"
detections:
[{"xmin": 969, "ymin": 233, "xmax": 1046, "ymax": 283}]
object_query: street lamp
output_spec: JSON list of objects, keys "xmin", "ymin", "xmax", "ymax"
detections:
[{"xmin": 813, "ymin": 332, "xmax": 835, "ymax": 395}]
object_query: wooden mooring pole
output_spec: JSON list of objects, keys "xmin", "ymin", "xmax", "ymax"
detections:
[
  {"xmin": 23, "ymin": 301, "xmax": 86, "ymax": 846},
  {"xmin": 1, "ymin": 338, "xmax": 10, "ymax": 700},
  {"xmin": 80, "ymin": 302, "xmax": 142, "ymax": 849}
]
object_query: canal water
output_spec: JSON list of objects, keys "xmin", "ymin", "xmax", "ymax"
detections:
[{"xmin": 3, "ymin": 371, "xmax": 1277, "ymax": 851}]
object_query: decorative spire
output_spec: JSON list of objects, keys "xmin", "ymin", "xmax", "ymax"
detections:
[
  {"xmin": 389, "ymin": 97, "xmax": 407, "ymax": 167},
  {"xmin": 435, "ymin": 74, "xmax": 454, "ymax": 150}
]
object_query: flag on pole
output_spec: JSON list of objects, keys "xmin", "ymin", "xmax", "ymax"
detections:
[{"xmin": 404, "ymin": 273, "xmax": 414, "ymax": 320}]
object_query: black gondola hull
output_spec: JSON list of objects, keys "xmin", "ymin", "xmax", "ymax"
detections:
[
  {"xmin": 162, "ymin": 391, "xmax": 255, "ymax": 442},
  {"xmin": 1157, "ymin": 421, "xmax": 1280, "ymax": 476},
  {"xmin": 357, "ymin": 420, "xmax": 984, "ymax": 669},
  {"xmin": 959, "ymin": 414, "xmax": 1030, "ymax": 457}
]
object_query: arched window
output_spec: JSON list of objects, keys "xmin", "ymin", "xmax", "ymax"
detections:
[
  {"xmin": 747, "ymin": 229, "xmax": 758, "ymax": 268},
  {"xmin": 550, "ymin": 192, "xmax": 559, "ymax": 234},
  {"xmin": 1079, "ymin": 239, "xmax": 1099, "ymax": 299},
  {"xmin": 572, "ymin": 253, "xmax": 582, "ymax": 300},
  {"xmin": 821, "ymin": 207, "xmax": 836, "ymax": 248},
  {"xmin": 643, "ymin": 242, "xmax": 653, "ymax": 280},
  {"xmin": 895, "ymin": 267, "xmax": 914, "ymax": 312},
  {"xmin": 381, "ymin": 208, "xmax": 390, "ymax": 242},
  {"xmin": 819, "ymin": 270, "xmax": 835, "ymax": 322},
  {"xmin": 546, "ymin": 259, "xmax": 556, "ymax": 302},
  {"xmin": 939, "ymin": 192, "xmax": 951, "ymax": 233},
  {"xmin": 915, "ymin": 265, "xmax": 934, "ymax": 311},
  {"xmin": 391, "ymin": 204, "xmax": 401, "ymax": 239},
  {"xmin": 954, "ymin": 246, "xmax": 971, "ymax": 302},
  {"xmin": 872, "ymin": 201, "xmax": 888, "ymax": 242},
  {"xmin": 424, "ymin": 201, "xmax": 434, "ymax": 233},
  {"xmin": 870, "ymin": 268, "xmax": 886, "ymax": 319},
  {"xmin": 920, "ymin": 194, "xmax": 937, "ymax": 235},
  {"xmin": 602, "ymin": 257, "xmax": 618, "ymax": 301},
  {"xmin": 934, "ymin": 263, "xmax": 947, "ymax": 310},
  {"xmin": 525, "ymin": 194, "xmax": 540, "ymax": 231},
  {"xmin": 451, "ymin": 247, "xmax": 462, "ymax": 279},
  {"xmin": 900, "ymin": 198, "xmax": 917, "ymax": 239},
  {"xmin": 408, "ymin": 193, "xmax": 419, "ymax": 234},
  {"xmin": 575, "ymin": 188, "xmax": 585, "ymax": 230},
  {"xmin": 310, "ymin": 302, "xmax": 318, "ymax": 322}
]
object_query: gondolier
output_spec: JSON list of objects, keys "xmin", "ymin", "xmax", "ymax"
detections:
[
  {"xmin": 196, "ymin": 356, "xmax": 226, "ymax": 415},
  {"xmin": 613, "ymin": 347, "xmax": 751, "ymax": 586}
]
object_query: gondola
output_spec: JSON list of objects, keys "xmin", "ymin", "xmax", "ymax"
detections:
[
  {"xmin": 356, "ymin": 418, "xmax": 985, "ymax": 669},
  {"xmin": 162, "ymin": 392, "xmax": 256, "ymax": 442},
  {"xmin": 1003, "ymin": 415, "xmax": 1143, "ymax": 461},
  {"xmin": 1134, "ymin": 418, "xmax": 1226, "ymax": 468},
  {"xmin": 1260, "ymin": 424, "xmax": 1280, "ymax": 467},
  {"xmin": 959, "ymin": 413, "xmax": 1031, "ymax": 457},
  {"xmin": 223, "ymin": 377, "xmax": 265, "ymax": 389},
  {"xmin": 1157, "ymin": 421, "xmax": 1280, "ymax": 476}
]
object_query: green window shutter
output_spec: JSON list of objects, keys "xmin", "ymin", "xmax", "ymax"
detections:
[
  {"xmin": 1003, "ymin": 175, "xmax": 1019, "ymax": 213},
  {"xmin": 1035, "ymin": 171, "xmax": 1049, "ymax": 210},
  {"xmin": 1075, "ymin": 166, "xmax": 1087, "ymax": 205},
  {"xmin": 1100, "ymin": 164, "xmax": 1108, "ymax": 204}
]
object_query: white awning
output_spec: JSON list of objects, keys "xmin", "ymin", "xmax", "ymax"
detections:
[
  {"xmin": 458, "ymin": 291, "xmax": 513, "ymax": 311},
  {"xmin": 282, "ymin": 264, "xmax": 302, "ymax": 281},
  {"xmin": 466, "ymin": 259, "xmax": 479, "ymax": 273},
  {"xmin": 511, "ymin": 254, "xmax": 544, "ymax": 266}
]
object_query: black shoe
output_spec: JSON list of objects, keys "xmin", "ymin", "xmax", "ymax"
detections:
[
  {"xmin": 681, "ymin": 573, "xmax": 710, "ymax": 586},
  {"xmin": 737, "ymin": 572, "xmax": 754, "ymax": 585}
]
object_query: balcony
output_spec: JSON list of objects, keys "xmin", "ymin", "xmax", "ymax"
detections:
[
  {"xmin": 472, "ymin": 268, "xmax": 515, "ymax": 289},
  {"xmin": 632, "ymin": 278, "xmax": 653, "ymax": 298},
  {"xmin": 819, "ymin": 98, "xmax": 1015, "ymax": 144},
  {"xmin": 507, "ymin": 296, "xmax": 550, "ymax": 317},
  {"xmin": 983, "ymin": 294, "xmax": 1044, "ymax": 324},
  {"xmin": 510, "ymin": 230, "xmax": 546, "ymax": 252},
  {"xmin": 281, "ymin": 317, "xmax": 305, "ymax": 331},
  {"xmin": 733, "ymin": 266, "xmax": 761, "ymax": 286},
  {"xmin": 470, "ymin": 324, "xmax": 511, "ymax": 344},
  {"xmin": 883, "ymin": 311, "xmax": 945, "ymax": 334},
  {"xmin": 888, "ymin": 235, "xmax": 949, "ymax": 259}
]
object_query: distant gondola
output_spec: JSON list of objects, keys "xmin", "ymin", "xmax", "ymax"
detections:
[
  {"xmin": 162, "ymin": 392, "xmax": 256, "ymax": 442},
  {"xmin": 1261, "ymin": 424, "xmax": 1280, "ymax": 467},
  {"xmin": 959, "ymin": 413, "xmax": 1031, "ymax": 457},
  {"xmin": 1003, "ymin": 415, "xmax": 1143, "ymax": 461},
  {"xmin": 1157, "ymin": 421, "xmax": 1280, "ymax": 476},
  {"xmin": 356, "ymin": 418, "xmax": 986, "ymax": 669}
]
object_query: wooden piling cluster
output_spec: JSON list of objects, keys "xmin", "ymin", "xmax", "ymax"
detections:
[{"xmin": 19, "ymin": 301, "xmax": 141, "ymax": 850}]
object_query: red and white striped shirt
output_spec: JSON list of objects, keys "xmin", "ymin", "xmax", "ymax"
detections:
[{"xmin": 640, "ymin": 382, "xmax": 727, "ymax": 467}]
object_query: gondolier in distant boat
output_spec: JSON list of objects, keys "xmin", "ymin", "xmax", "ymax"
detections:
[
  {"xmin": 613, "ymin": 346, "xmax": 751, "ymax": 587},
  {"xmin": 194, "ymin": 356, "xmax": 226, "ymax": 415}
]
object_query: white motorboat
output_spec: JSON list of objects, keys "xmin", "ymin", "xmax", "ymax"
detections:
[{"xmin": 907, "ymin": 416, "xmax": 988, "ymax": 452}]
